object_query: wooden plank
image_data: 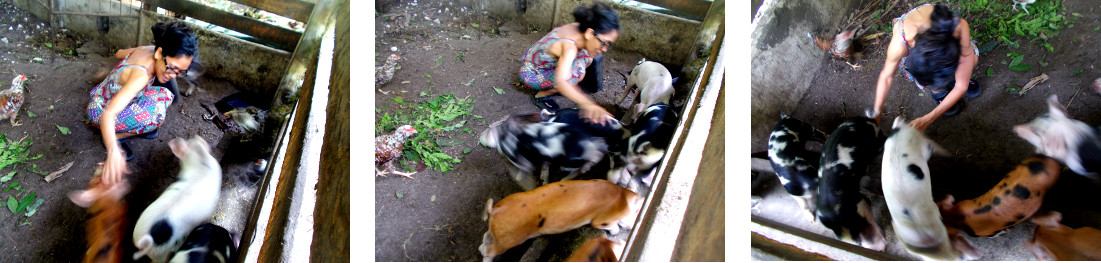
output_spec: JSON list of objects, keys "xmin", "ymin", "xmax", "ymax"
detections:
[
  {"xmin": 227, "ymin": 0, "xmax": 314, "ymax": 22},
  {"xmin": 154, "ymin": 0, "xmax": 301, "ymax": 51},
  {"xmin": 670, "ymin": 77, "xmax": 724, "ymax": 262},
  {"xmin": 632, "ymin": 0, "xmax": 711, "ymax": 19},
  {"xmin": 310, "ymin": 0, "xmax": 349, "ymax": 261}
]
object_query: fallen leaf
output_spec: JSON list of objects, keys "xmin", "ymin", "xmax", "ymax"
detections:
[
  {"xmin": 1019, "ymin": 73, "xmax": 1050, "ymax": 95},
  {"xmin": 0, "ymin": 172, "xmax": 12, "ymax": 183},
  {"xmin": 493, "ymin": 87, "xmax": 504, "ymax": 95},
  {"xmin": 44, "ymin": 161, "xmax": 74, "ymax": 183},
  {"xmin": 56, "ymin": 125, "xmax": 70, "ymax": 135},
  {"xmin": 44, "ymin": 43, "xmax": 52, "ymax": 48},
  {"xmin": 26, "ymin": 110, "xmax": 35, "ymax": 118},
  {"xmin": 401, "ymin": 80, "xmax": 411, "ymax": 84},
  {"xmin": 396, "ymin": 191, "xmax": 405, "ymax": 199},
  {"xmin": 471, "ymin": 23, "xmax": 479, "ymax": 28},
  {"xmin": 419, "ymin": 91, "xmax": 428, "ymax": 97},
  {"xmin": 464, "ymin": 78, "xmax": 475, "ymax": 86},
  {"xmin": 462, "ymin": 148, "xmax": 471, "ymax": 154},
  {"xmin": 6, "ymin": 196, "xmax": 15, "ymax": 214},
  {"xmin": 431, "ymin": 195, "xmax": 437, "ymax": 202},
  {"xmin": 425, "ymin": 73, "xmax": 432, "ymax": 78},
  {"xmin": 23, "ymin": 198, "xmax": 42, "ymax": 217}
]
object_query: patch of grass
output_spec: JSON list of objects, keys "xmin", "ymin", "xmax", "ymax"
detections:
[
  {"xmin": 953, "ymin": 0, "xmax": 1074, "ymax": 52},
  {"xmin": 376, "ymin": 94, "xmax": 482, "ymax": 173}
]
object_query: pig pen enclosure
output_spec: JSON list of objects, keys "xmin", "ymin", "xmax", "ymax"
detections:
[
  {"xmin": 0, "ymin": 0, "xmax": 330, "ymax": 261},
  {"xmin": 373, "ymin": 0, "xmax": 724, "ymax": 261},
  {"xmin": 752, "ymin": 0, "xmax": 1101, "ymax": 260}
]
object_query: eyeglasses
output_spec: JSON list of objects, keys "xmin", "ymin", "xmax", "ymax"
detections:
[
  {"xmin": 595, "ymin": 34, "xmax": 612, "ymax": 49},
  {"xmin": 164, "ymin": 57, "xmax": 189, "ymax": 75}
]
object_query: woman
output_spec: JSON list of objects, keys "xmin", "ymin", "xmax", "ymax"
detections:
[
  {"xmin": 873, "ymin": 4, "xmax": 981, "ymax": 131},
  {"xmin": 519, "ymin": 2, "xmax": 618, "ymax": 125},
  {"xmin": 87, "ymin": 21, "xmax": 198, "ymax": 185}
]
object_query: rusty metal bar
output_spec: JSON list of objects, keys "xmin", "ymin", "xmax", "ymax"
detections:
[
  {"xmin": 50, "ymin": 11, "xmax": 139, "ymax": 17},
  {"xmin": 226, "ymin": 0, "xmax": 314, "ymax": 22},
  {"xmin": 155, "ymin": 0, "xmax": 301, "ymax": 51},
  {"xmin": 752, "ymin": 215, "xmax": 909, "ymax": 261},
  {"xmin": 631, "ymin": 0, "xmax": 711, "ymax": 19}
]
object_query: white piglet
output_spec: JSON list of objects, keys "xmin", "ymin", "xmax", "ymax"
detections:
[
  {"xmin": 133, "ymin": 136, "xmax": 223, "ymax": 262},
  {"xmin": 882, "ymin": 117, "xmax": 980, "ymax": 260},
  {"xmin": 616, "ymin": 60, "xmax": 674, "ymax": 125}
]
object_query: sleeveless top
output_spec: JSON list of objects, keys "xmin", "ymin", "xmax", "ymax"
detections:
[
  {"xmin": 518, "ymin": 23, "xmax": 594, "ymax": 90},
  {"xmin": 895, "ymin": 4, "xmax": 980, "ymax": 92}
]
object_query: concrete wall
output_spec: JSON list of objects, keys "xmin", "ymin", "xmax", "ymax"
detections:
[
  {"xmin": 516, "ymin": 0, "xmax": 702, "ymax": 66},
  {"xmin": 10, "ymin": 0, "xmax": 291, "ymax": 96},
  {"xmin": 750, "ymin": 0, "xmax": 864, "ymax": 153}
]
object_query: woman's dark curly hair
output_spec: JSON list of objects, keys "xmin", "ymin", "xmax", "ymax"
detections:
[
  {"xmin": 573, "ymin": 3, "xmax": 620, "ymax": 35},
  {"xmin": 152, "ymin": 21, "xmax": 198, "ymax": 59},
  {"xmin": 905, "ymin": 4, "xmax": 960, "ymax": 92}
]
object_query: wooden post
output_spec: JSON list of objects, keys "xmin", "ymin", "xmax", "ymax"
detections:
[{"xmin": 310, "ymin": 0, "xmax": 349, "ymax": 260}]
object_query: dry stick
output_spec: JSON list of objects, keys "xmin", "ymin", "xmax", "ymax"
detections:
[{"xmin": 1066, "ymin": 82, "xmax": 1083, "ymax": 109}]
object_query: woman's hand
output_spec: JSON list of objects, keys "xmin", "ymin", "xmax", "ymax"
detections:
[
  {"xmin": 909, "ymin": 115, "xmax": 933, "ymax": 132},
  {"xmin": 102, "ymin": 145, "xmax": 130, "ymax": 186},
  {"xmin": 580, "ymin": 103, "xmax": 613, "ymax": 126}
]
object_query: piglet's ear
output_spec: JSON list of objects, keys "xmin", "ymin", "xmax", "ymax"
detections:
[
  {"xmin": 929, "ymin": 140, "xmax": 951, "ymax": 157},
  {"xmin": 892, "ymin": 116, "xmax": 908, "ymax": 129},
  {"xmin": 1046, "ymin": 95, "xmax": 1068, "ymax": 118},
  {"xmin": 169, "ymin": 138, "xmax": 190, "ymax": 159}
]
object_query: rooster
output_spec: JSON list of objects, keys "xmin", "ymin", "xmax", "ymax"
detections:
[
  {"xmin": 810, "ymin": 29, "xmax": 882, "ymax": 69},
  {"xmin": 376, "ymin": 125, "xmax": 418, "ymax": 178},
  {"xmin": 376, "ymin": 54, "xmax": 401, "ymax": 93},
  {"xmin": 0, "ymin": 74, "xmax": 26, "ymax": 126}
]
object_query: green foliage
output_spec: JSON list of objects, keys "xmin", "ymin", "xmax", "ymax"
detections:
[
  {"xmin": 375, "ymin": 94, "xmax": 482, "ymax": 173},
  {"xmin": 0, "ymin": 134, "xmax": 43, "ymax": 171},
  {"xmin": 954, "ymin": 0, "xmax": 1074, "ymax": 53}
]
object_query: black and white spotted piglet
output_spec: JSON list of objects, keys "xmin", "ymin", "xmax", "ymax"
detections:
[
  {"xmin": 882, "ymin": 117, "xmax": 979, "ymax": 260},
  {"xmin": 767, "ymin": 112, "xmax": 828, "ymax": 222},
  {"xmin": 1014, "ymin": 94, "xmax": 1101, "ymax": 179},
  {"xmin": 816, "ymin": 115, "xmax": 887, "ymax": 251},
  {"xmin": 133, "ymin": 137, "xmax": 222, "ymax": 262},
  {"xmin": 479, "ymin": 114, "xmax": 608, "ymax": 191},
  {"xmin": 169, "ymin": 223, "xmax": 236, "ymax": 263},
  {"xmin": 623, "ymin": 103, "xmax": 678, "ymax": 184}
]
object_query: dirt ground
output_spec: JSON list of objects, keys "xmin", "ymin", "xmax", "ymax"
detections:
[
  {"xmin": 373, "ymin": 1, "xmax": 693, "ymax": 261},
  {"xmin": 0, "ymin": 2, "xmax": 265, "ymax": 262},
  {"xmin": 752, "ymin": 0, "xmax": 1101, "ymax": 260}
]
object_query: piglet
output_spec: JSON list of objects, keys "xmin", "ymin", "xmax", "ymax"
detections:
[
  {"xmin": 1014, "ymin": 94, "xmax": 1101, "ymax": 179},
  {"xmin": 1024, "ymin": 211, "xmax": 1101, "ymax": 260},
  {"xmin": 479, "ymin": 179, "xmax": 642, "ymax": 261},
  {"xmin": 881, "ymin": 117, "xmax": 979, "ymax": 260},
  {"xmin": 168, "ymin": 223, "xmax": 236, "ymax": 263},
  {"xmin": 938, "ymin": 156, "xmax": 1061, "ymax": 237},
  {"xmin": 69, "ymin": 163, "xmax": 130, "ymax": 263},
  {"xmin": 479, "ymin": 114, "xmax": 608, "ymax": 190},
  {"xmin": 816, "ymin": 114, "xmax": 886, "ymax": 251},
  {"xmin": 565, "ymin": 234, "xmax": 620, "ymax": 262},
  {"xmin": 133, "ymin": 136, "xmax": 222, "ymax": 263},
  {"xmin": 623, "ymin": 103, "xmax": 678, "ymax": 185},
  {"xmin": 615, "ymin": 60, "xmax": 674, "ymax": 125},
  {"xmin": 767, "ymin": 112, "xmax": 828, "ymax": 222}
]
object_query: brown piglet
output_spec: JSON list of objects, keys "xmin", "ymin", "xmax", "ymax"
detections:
[
  {"xmin": 68, "ymin": 163, "xmax": 130, "ymax": 263},
  {"xmin": 1024, "ymin": 211, "xmax": 1101, "ymax": 260},
  {"xmin": 565, "ymin": 234, "xmax": 620, "ymax": 262},
  {"xmin": 479, "ymin": 179, "xmax": 642, "ymax": 261},
  {"xmin": 938, "ymin": 156, "xmax": 1060, "ymax": 237}
]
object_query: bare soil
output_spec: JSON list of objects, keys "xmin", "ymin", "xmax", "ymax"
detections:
[
  {"xmin": 373, "ymin": 1, "xmax": 692, "ymax": 261},
  {"xmin": 752, "ymin": 0, "xmax": 1101, "ymax": 260},
  {"xmin": 0, "ymin": 2, "xmax": 264, "ymax": 261}
]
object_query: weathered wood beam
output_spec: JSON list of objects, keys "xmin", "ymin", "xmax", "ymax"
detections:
[
  {"xmin": 632, "ymin": 0, "xmax": 711, "ymax": 19},
  {"xmin": 227, "ymin": 0, "xmax": 315, "ymax": 22},
  {"xmin": 154, "ymin": 0, "xmax": 301, "ymax": 50},
  {"xmin": 310, "ymin": 0, "xmax": 349, "ymax": 260},
  {"xmin": 670, "ymin": 77, "xmax": 724, "ymax": 262}
]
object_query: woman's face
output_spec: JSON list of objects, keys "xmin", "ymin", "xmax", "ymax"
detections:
[
  {"xmin": 158, "ymin": 54, "xmax": 193, "ymax": 84},
  {"xmin": 587, "ymin": 29, "xmax": 619, "ymax": 56}
]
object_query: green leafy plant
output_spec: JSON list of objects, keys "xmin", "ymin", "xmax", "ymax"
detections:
[
  {"xmin": 0, "ymin": 134, "xmax": 43, "ymax": 171},
  {"xmin": 954, "ymin": 0, "xmax": 1074, "ymax": 52},
  {"xmin": 375, "ymin": 94, "xmax": 482, "ymax": 173}
]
